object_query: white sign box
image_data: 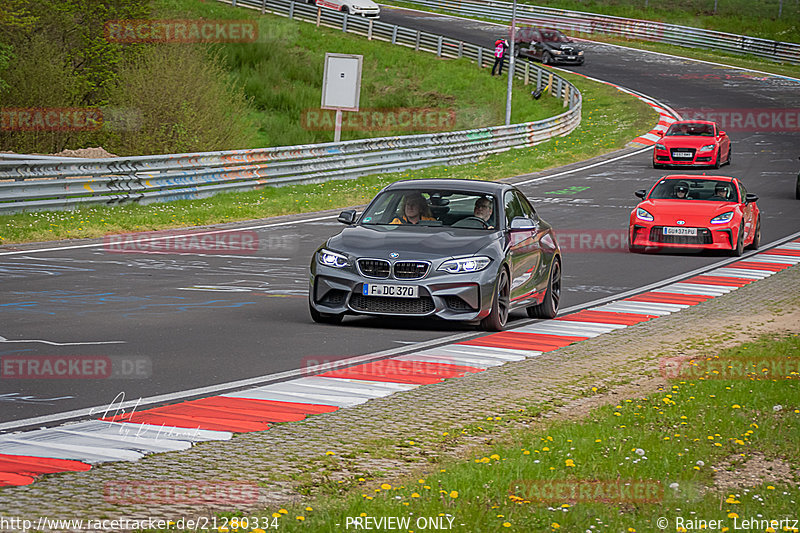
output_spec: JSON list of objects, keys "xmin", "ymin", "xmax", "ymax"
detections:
[{"xmin": 321, "ymin": 53, "xmax": 362, "ymax": 112}]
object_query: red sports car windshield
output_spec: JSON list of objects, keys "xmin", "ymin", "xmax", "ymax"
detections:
[
  {"xmin": 649, "ymin": 178, "xmax": 739, "ymax": 202},
  {"xmin": 664, "ymin": 122, "xmax": 715, "ymax": 137}
]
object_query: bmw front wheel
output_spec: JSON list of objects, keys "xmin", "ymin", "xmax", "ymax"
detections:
[{"xmin": 481, "ymin": 269, "xmax": 510, "ymax": 331}]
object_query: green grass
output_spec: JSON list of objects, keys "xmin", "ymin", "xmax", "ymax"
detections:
[
  {"xmin": 169, "ymin": 334, "xmax": 799, "ymax": 532},
  {"xmin": 0, "ymin": 70, "xmax": 656, "ymax": 245},
  {"xmin": 155, "ymin": 0, "xmax": 564, "ymax": 147}
]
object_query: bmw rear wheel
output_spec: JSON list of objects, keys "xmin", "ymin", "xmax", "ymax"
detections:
[
  {"xmin": 481, "ymin": 269, "xmax": 510, "ymax": 331},
  {"xmin": 543, "ymin": 52, "xmax": 553, "ymax": 65},
  {"xmin": 527, "ymin": 258, "xmax": 561, "ymax": 319}
]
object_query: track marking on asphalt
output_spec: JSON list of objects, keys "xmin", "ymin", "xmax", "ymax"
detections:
[{"xmin": 0, "ymin": 335, "xmax": 125, "ymax": 346}]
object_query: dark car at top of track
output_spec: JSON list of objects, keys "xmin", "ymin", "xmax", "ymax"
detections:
[
  {"xmin": 653, "ymin": 120, "xmax": 731, "ymax": 169},
  {"xmin": 629, "ymin": 175, "xmax": 761, "ymax": 256},
  {"xmin": 309, "ymin": 179, "xmax": 562, "ymax": 331},
  {"xmin": 514, "ymin": 28, "xmax": 584, "ymax": 66}
]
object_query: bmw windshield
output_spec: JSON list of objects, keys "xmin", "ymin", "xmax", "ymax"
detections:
[{"xmin": 360, "ymin": 189, "xmax": 498, "ymax": 229}]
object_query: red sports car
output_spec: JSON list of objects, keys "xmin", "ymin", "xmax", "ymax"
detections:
[
  {"xmin": 629, "ymin": 175, "xmax": 761, "ymax": 255},
  {"xmin": 653, "ymin": 120, "xmax": 731, "ymax": 169}
]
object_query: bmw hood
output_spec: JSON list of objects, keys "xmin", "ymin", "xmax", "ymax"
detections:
[{"xmin": 326, "ymin": 225, "xmax": 501, "ymax": 261}]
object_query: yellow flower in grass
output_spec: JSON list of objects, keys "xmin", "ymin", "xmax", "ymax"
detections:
[
  {"xmin": 381, "ymin": 483, "xmax": 392, "ymax": 490},
  {"xmin": 279, "ymin": 509, "xmax": 288, "ymax": 515},
  {"xmin": 490, "ymin": 454, "xmax": 501, "ymax": 460},
  {"xmin": 728, "ymin": 513, "xmax": 739, "ymax": 519},
  {"xmin": 503, "ymin": 523, "xmax": 511, "ymax": 528},
  {"xmin": 551, "ymin": 523, "xmax": 560, "ymax": 529},
  {"xmin": 450, "ymin": 491, "xmax": 459, "ymax": 499},
  {"xmin": 296, "ymin": 516, "xmax": 305, "ymax": 521},
  {"xmin": 565, "ymin": 459, "xmax": 575, "ymax": 467},
  {"xmin": 325, "ymin": 451, "xmax": 335, "ymax": 455},
  {"xmin": 411, "ymin": 492, "xmax": 420, "ymax": 498}
]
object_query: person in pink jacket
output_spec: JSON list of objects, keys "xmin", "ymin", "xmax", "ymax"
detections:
[{"xmin": 492, "ymin": 39, "xmax": 509, "ymax": 76}]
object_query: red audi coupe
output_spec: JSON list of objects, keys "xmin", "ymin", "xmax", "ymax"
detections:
[
  {"xmin": 629, "ymin": 175, "xmax": 760, "ymax": 255},
  {"xmin": 653, "ymin": 120, "xmax": 731, "ymax": 169}
]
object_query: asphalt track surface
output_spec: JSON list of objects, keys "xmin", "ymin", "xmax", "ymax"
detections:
[{"xmin": 1, "ymin": 7, "xmax": 798, "ymax": 429}]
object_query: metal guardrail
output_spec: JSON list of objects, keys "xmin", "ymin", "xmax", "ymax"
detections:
[
  {"xmin": 0, "ymin": 0, "xmax": 581, "ymax": 214},
  {"xmin": 393, "ymin": 0, "xmax": 800, "ymax": 65}
]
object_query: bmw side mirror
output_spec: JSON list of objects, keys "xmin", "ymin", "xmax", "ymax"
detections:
[
  {"xmin": 635, "ymin": 189, "xmax": 647, "ymax": 199},
  {"xmin": 745, "ymin": 193, "xmax": 758, "ymax": 203},
  {"xmin": 719, "ymin": 130, "xmax": 726, "ymax": 136},
  {"xmin": 510, "ymin": 217, "xmax": 537, "ymax": 231},
  {"xmin": 338, "ymin": 209, "xmax": 357, "ymax": 224}
]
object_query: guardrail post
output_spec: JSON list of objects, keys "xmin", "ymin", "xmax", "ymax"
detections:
[
  {"xmin": 368, "ymin": 20, "xmax": 373, "ymax": 40},
  {"xmin": 437, "ymin": 36, "xmax": 443, "ymax": 57},
  {"xmin": 415, "ymin": 31, "xmax": 421, "ymax": 51},
  {"xmin": 391, "ymin": 26, "xmax": 398, "ymax": 44},
  {"xmin": 563, "ymin": 84, "xmax": 570, "ymax": 107},
  {"xmin": 547, "ymin": 73, "xmax": 553, "ymax": 95},
  {"xmin": 289, "ymin": 1, "xmax": 295, "ymax": 18},
  {"xmin": 524, "ymin": 61, "xmax": 530, "ymax": 85},
  {"xmin": 458, "ymin": 41, "xmax": 463, "ymax": 58},
  {"xmin": 343, "ymin": 13, "xmax": 348, "ymax": 32},
  {"xmin": 536, "ymin": 69, "xmax": 542, "ymax": 90},
  {"xmin": 232, "ymin": 0, "xmax": 237, "ymax": 6},
  {"xmin": 477, "ymin": 48, "xmax": 483, "ymax": 68},
  {"xmin": 261, "ymin": 0, "xmax": 266, "ymax": 15},
  {"xmin": 316, "ymin": 7, "xmax": 321, "ymax": 26},
  {"xmin": 556, "ymin": 78, "xmax": 563, "ymax": 100}
]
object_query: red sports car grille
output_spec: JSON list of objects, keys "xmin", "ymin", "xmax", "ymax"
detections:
[{"xmin": 649, "ymin": 227, "xmax": 713, "ymax": 245}]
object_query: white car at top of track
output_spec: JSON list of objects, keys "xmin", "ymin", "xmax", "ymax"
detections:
[{"xmin": 312, "ymin": 0, "xmax": 380, "ymax": 18}]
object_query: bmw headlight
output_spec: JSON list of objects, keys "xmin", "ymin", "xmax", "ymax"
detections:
[
  {"xmin": 438, "ymin": 256, "xmax": 491, "ymax": 274},
  {"xmin": 552, "ymin": 50, "xmax": 563, "ymax": 55},
  {"xmin": 655, "ymin": 143, "xmax": 666, "ymax": 150},
  {"xmin": 318, "ymin": 248, "xmax": 349, "ymax": 268},
  {"xmin": 710, "ymin": 211, "xmax": 734, "ymax": 224},
  {"xmin": 699, "ymin": 144, "xmax": 716, "ymax": 152},
  {"xmin": 636, "ymin": 208, "xmax": 654, "ymax": 222},
  {"xmin": 578, "ymin": 51, "xmax": 584, "ymax": 55}
]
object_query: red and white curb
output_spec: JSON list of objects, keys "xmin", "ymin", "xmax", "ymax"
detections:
[{"xmin": 1, "ymin": 240, "xmax": 799, "ymax": 487}]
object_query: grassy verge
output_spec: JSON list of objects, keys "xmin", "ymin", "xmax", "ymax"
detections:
[
  {"xmin": 0, "ymin": 70, "xmax": 656, "ymax": 245},
  {"xmin": 187, "ymin": 334, "xmax": 800, "ymax": 532},
  {"xmin": 157, "ymin": 0, "xmax": 563, "ymax": 147},
  {"xmin": 385, "ymin": 1, "xmax": 800, "ymax": 80}
]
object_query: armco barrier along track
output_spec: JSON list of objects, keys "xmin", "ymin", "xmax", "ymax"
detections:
[
  {"xmin": 1, "ymin": 238, "xmax": 798, "ymax": 487},
  {"xmin": 393, "ymin": 0, "xmax": 800, "ymax": 65},
  {"xmin": 0, "ymin": 0, "xmax": 580, "ymax": 214}
]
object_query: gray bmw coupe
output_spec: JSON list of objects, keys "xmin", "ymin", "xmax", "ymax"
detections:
[{"xmin": 309, "ymin": 179, "xmax": 562, "ymax": 330}]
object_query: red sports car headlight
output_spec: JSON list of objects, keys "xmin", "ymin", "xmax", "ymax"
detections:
[{"xmin": 710, "ymin": 211, "xmax": 734, "ymax": 224}]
